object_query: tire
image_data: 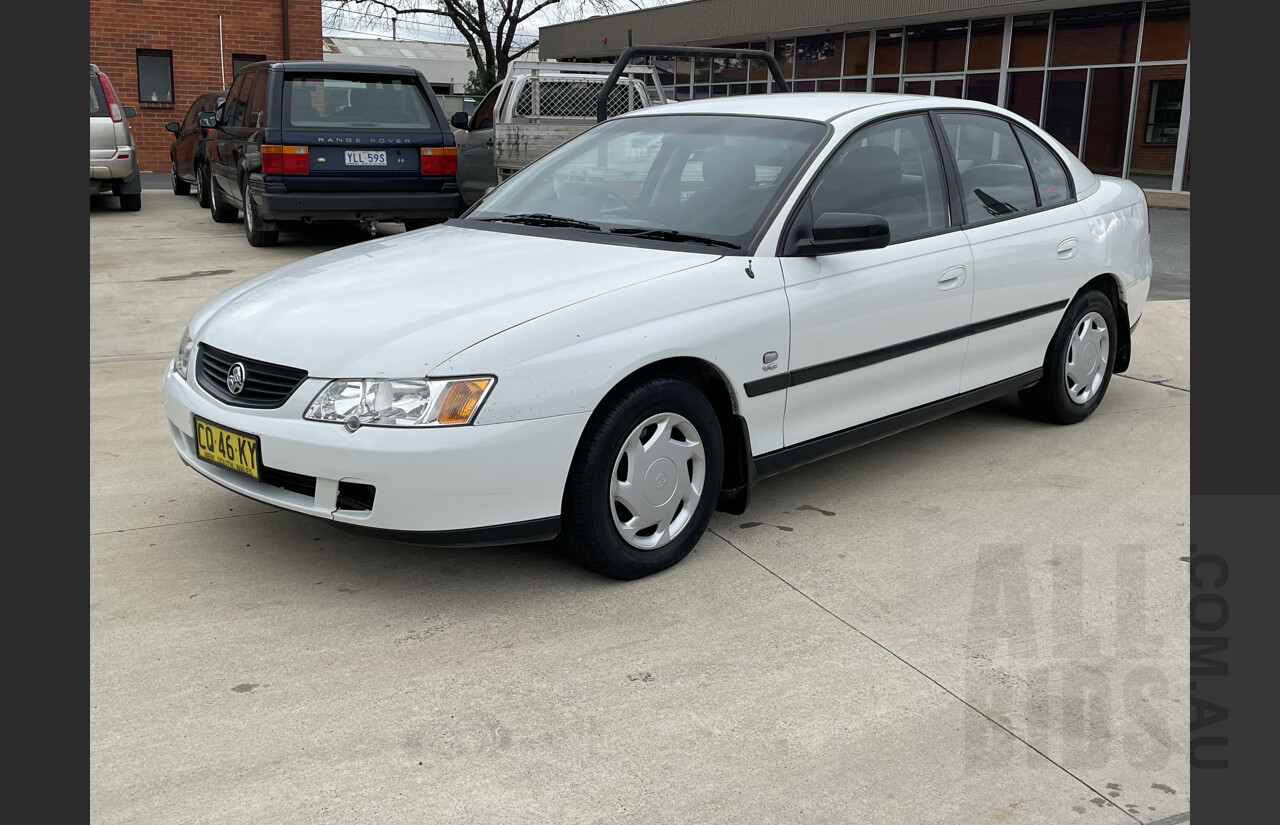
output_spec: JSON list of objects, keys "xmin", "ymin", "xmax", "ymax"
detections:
[
  {"xmin": 118, "ymin": 192, "xmax": 142, "ymax": 212},
  {"xmin": 560, "ymin": 376, "xmax": 724, "ymax": 580},
  {"xmin": 1019, "ymin": 288, "xmax": 1117, "ymax": 424},
  {"xmin": 208, "ymin": 173, "xmax": 237, "ymax": 223},
  {"xmin": 242, "ymin": 179, "xmax": 279, "ymax": 247},
  {"xmin": 171, "ymin": 161, "xmax": 190, "ymax": 196},
  {"xmin": 196, "ymin": 163, "xmax": 211, "ymax": 208}
]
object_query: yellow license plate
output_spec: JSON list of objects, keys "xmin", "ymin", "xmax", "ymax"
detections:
[{"xmin": 194, "ymin": 416, "xmax": 261, "ymax": 480}]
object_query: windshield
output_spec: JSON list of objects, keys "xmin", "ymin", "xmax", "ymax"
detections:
[{"xmin": 469, "ymin": 113, "xmax": 827, "ymax": 249}]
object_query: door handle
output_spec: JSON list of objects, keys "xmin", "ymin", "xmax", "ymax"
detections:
[
  {"xmin": 1057, "ymin": 238, "xmax": 1079, "ymax": 259},
  {"xmin": 938, "ymin": 265, "xmax": 967, "ymax": 290}
]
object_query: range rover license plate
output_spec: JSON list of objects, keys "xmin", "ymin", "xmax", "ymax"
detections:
[{"xmin": 345, "ymin": 150, "xmax": 387, "ymax": 166}]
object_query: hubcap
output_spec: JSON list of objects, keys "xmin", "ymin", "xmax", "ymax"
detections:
[
  {"xmin": 610, "ymin": 412, "xmax": 706, "ymax": 550},
  {"xmin": 1065, "ymin": 311, "xmax": 1109, "ymax": 405}
]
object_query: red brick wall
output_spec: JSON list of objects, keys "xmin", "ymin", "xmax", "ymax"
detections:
[{"xmin": 90, "ymin": 1, "xmax": 323, "ymax": 171}]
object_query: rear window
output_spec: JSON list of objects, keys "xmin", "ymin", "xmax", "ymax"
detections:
[
  {"xmin": 89, "ymin": 75, "xmax": 107, "ymax": 116},
  {"xmin": 283, "ymin": 75, "xmax": 437, "ymax": 129}
]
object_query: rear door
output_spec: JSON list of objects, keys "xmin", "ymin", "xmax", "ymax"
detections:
[
  {"xmin": 208, "ymin": 70, "xmax": 256, "ymax": 201},
  {"xmin": 275, "ymin": 70, "xmax": 455, "ymax": 196}
]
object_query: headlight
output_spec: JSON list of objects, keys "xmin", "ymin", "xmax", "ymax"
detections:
[
  {"xmin": 305, "ymin": 377, "xmax": 495, "ymax": 430},
  {"xmin": 173, "ymin": 330, "xmax": 194, "ymax": 379}
]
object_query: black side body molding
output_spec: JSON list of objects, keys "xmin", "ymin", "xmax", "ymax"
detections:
[{"xmin": 753, "ymin": 370, "xmax": 1043, "ymax": 480}]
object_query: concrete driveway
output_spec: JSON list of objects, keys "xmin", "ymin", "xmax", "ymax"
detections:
[{"xmin": 90, "ymin": 189, "xmax": 1191, "ymax": 824}]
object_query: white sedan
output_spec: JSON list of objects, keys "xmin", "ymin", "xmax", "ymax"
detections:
[{"xmin": 163, "ymin": 92, "xmax": 1151, "ymax": 580}]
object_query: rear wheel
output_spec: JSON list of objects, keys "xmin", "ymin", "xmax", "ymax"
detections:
[
  {"xmin": 242, "ymin": 180, "xmax": 279, "ymax": 247},
  {"xmin": 171, "ymin": 161, "xmax": 190, "ymax": 196},
  {"xmin": 560, "ymin": 376, "xmax": 723, "ymax": 580},
  {"xmin": 208, "ymin": 173, "xmax": 237, "ymax": 223},
  {"xmin": 1019, "ymin": 288, "xmax": 1117, "ymax": 424}
]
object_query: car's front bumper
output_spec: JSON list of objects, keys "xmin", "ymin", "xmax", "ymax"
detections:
[{"xmin": 163, "ymin": 363, "xmax": 588, "ymax": 544}]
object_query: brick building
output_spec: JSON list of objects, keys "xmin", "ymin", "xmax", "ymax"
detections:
[{"xmin": 89, "ymin": 0, "xmax": 323, "ymax": 172}]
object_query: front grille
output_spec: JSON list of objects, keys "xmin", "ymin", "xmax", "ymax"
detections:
[{"xmin": 196, "ymin": 343, "xmax": 308, "ymax": 408}]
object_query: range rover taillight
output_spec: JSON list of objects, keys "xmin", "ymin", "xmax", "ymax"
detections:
[
  {"xmin": 420, "ymin": 147, "xmax": 457, "ymax": 175},
  {"xmin": 262, "ymin": 145, "xmax": 309, "ymax": 174}
]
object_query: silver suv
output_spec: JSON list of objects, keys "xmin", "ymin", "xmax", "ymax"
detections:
[{"xmin": 90, "ymin": 63, "xmax": 142, "ymax": 211}]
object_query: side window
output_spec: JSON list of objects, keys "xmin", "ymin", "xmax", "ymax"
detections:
[
  {"xmin": 1013, "ymin": 124, "xmax": 1072, "ymax": 206},
  {"xmin": 246, "ymin": 72, "xmax": 268, "ymax": 128},
  {"xmin": 223, "ymin": 73, "xmax": 253, "ymax": 128},
  {"xmin": 938, "ymin": 112, "xmax": 1038, "ymax": 221},
  {"xmin": 472, "ymin": 86, "xmax": 499, "ymax": 130},
  {"xmin": 805, "ymin": 114, "xmax": 948, "ymax": 242}
]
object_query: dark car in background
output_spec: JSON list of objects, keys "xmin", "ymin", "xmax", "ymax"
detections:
[
  {"xmin": 165, "ymin": 90, "xmax": 227, "ymax": 205},
  {"xmin": 200, "ymin": 60, "xmax": 463, "ymax": 246},
  {"xmin": 90, "ymin": 63, "xmax": 141, "ymax": 211}
]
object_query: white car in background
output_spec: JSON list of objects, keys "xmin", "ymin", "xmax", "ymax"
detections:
[{"xmin": 163, "ymin": 92, "xmax": 1151, "ymax": 580}]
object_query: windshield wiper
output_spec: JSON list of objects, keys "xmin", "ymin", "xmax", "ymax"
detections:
[
  {"xmin": 609, "ymin": 228, "xmax": 740, "ymax": 249},
  {"xmin": 479, "ymin": 213, "xmax": 602, "ymax": 231}
]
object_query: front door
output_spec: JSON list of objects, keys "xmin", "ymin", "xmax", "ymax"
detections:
[{"xmin": 455, "ymin": 86, "xmax": 500, "ymax": 206}]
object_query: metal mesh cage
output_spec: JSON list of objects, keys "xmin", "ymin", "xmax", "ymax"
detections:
[{"xmin": 513, "ymin": 80, "xmax": 639, "ymax": 119}]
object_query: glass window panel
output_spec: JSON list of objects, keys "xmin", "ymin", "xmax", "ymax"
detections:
[
  {"xmin": 1014, "ymin": 124, "xmax": 1073, "ymax": 205},
  {"xmin": 1130, "ymin": 64, "xmax": 1185, "ymax": 189},
  {"xmin": 232, "ymin": 54, "xmax": 265, "ymax": 77},
  {"xmin": 796, "ymin": 34, "xmax": 841, "ymax": 79},
  {"xmin": 1010, "ymin": 14, "xmax": 1049, "ymax": 68},
  {"xmin": 843, "ymin": 77, "xmax": 868, "ymax": 92},
  {"xmin": 792, "ymin": 80, "xmax": 816, "ymax": 92},
  {"xmin": 938, "ymin": 112, "xmax": 1039, "ymax": 221},
  {"xmin": 1082, "ymin": 66, "xmax": 1134, "ymax": 175},
  {"xmin": 905, "ymin": 21, "xmax": 967, "ymax": 74},
  {"xmin": 904, "ymin": 80, "xmax": 931, "ymax": 95},
  {"xmin": 874, "ymin": 29, "xmax": 904, "ymax": 75},
  {"xmin": 966, "ymin": 73, "xmax": 1000, "ymax": 104},
  {"xmin": 1140, "ymin": 0, "xmax": 1191, "ymax": 62},
  {"xmin": 968, "ymin": 18, "xmax": 1005, "ymax": 70},
  {"xmin": 818, "ymin": 79, "xmax": 841, "ymax": 92},
  {"xmin": 748, "ymin": 42, "xmax": 767, "ymax": 81},
  {"xmin": 693, "ymin": 58, "xmax": 710, "ymax": 83},
  {"xmin": 935, "ymin": 78, "xmax": 964, "ymax": 99},
  {"xmin": 1044, "ymin": 69, "xmax": 1088, "ymax": 155},
  {"xmin": 137, "ymin": 50, "xmax": 173, "ymax": 103},
  {"xmin": 843, "ymin": 33, "xmax": 870, "ymax": 76},
  {"xmin": 713, "ymin": 53, "xmax": 750, "ymax": 84},
  {"xmin": 1006, "ymin": 71, "xmax": 1045, "ymax": 124},
  {"xmin": 1051, "ymin": 3, "xmax": 1141, "ymax": 67},
  {"xmin": 773, "ymin": 40, "xmax": 795, "ymax": 81},
  {"xmin": 873, "ymin": 77, "xmax": 900, "ymax": 93},
  {"xmin": 808, "ymin": 114, "xmax": 950, "ymax": 239}
]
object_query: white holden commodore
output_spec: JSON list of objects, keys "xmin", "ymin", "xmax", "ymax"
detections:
[{"xmin": 164, "ymin": 92, "xmax": 1152, "ymax": 580}]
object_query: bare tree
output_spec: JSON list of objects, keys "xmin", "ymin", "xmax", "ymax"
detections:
[{"xmin": 325, "ymin": 1, "xmax": 655, "ymax": 95}]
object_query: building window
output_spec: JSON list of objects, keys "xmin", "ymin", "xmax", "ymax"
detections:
[
  {"xmin": 137, "ymin": 49, "xmax": 173, "ymax": 103},
  {"xmin": 1145, "ymin": 79, "xmax": 1183, "ymax": 143},
  {"xmin": 233, "ymin": 53, "xmax": 266, "ymax": 78}
]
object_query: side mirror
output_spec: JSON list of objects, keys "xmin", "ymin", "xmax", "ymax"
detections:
[
  {"xmin": 795, "ymin": 212, "xmax": 891, "ymax": 256},
  {"xmin": 123, "ymin": 106, "xmax": 137, "ymax": 119},
  {"xmin": 450, "ymin": 111, "xmax": 470, "ymax": 130},
  {"xmin": 196, "ymin": 111, "xmax": 217, "ymax": 129},
  {"xmin": 164, "ymin": 121, "xmax": 181, "ymax": 134}
]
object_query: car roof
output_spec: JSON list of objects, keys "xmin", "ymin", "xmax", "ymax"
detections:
[
  {"xmin": 249, "ymin": 60, "xmax": 423, "ymax": 77},
  {"xmin": 621, "ymin": 91, "xmax": 1010, "ymax": 124}
]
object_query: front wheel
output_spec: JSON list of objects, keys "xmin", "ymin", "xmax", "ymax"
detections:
[
  {"xmin": 560, "ymin": 376, "xmax": 723, "ymax": 580},
  {"xmin": 208, "ymin": 173, "xmax": 237, "ymax": 223},
  {"xmin": 1019, "ymin": 288, "xmax": 1117, "ymax": 424},
  {"xmin": 171, "ymin": 161, "xmax": 190, "ymax": 196},
  {"xmin": 195, "ymin": 163, "xmax": 211, "ymax": 208}
]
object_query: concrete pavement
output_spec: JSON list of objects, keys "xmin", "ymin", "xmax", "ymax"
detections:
[{"xmin": 90, "ymin": 187, "xmax": 1191, "ymax": 824}]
